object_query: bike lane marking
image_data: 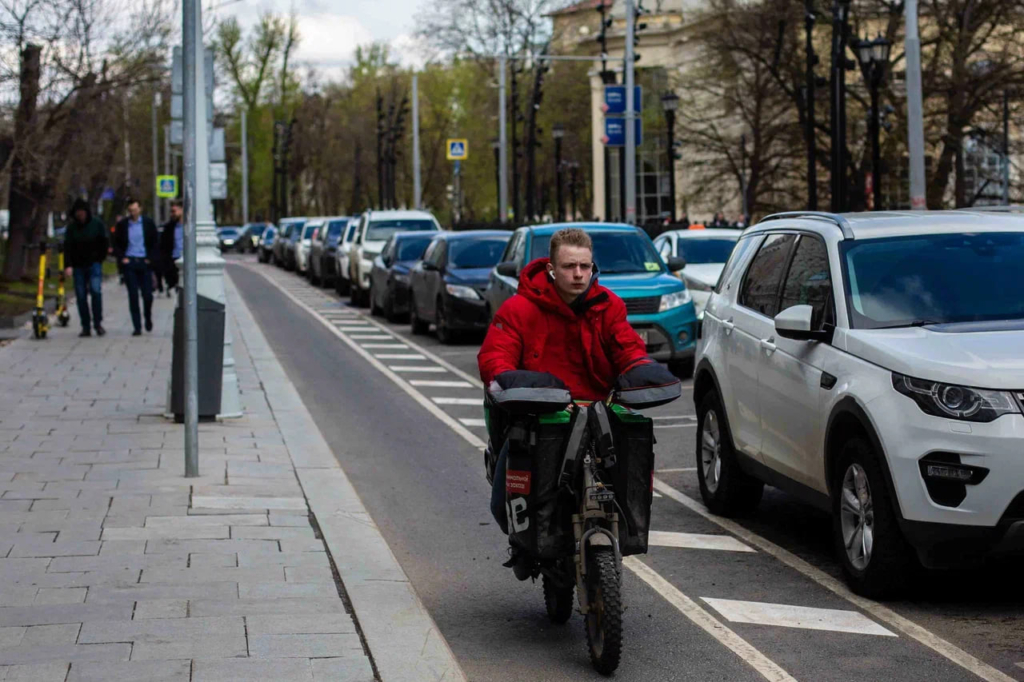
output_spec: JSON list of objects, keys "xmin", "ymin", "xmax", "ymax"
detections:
[
  {"xmin": 248, "ymin": 263, "xmax": 803, "ymax": 681},
  {"xmin": 652, "ymin": 478, "xmax": 1017, "ymax": 682}
]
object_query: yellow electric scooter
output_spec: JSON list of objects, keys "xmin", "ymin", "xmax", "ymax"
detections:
[
  {"xmin": 31, "ymin": 241, "xmax": 49, "ymax": 340},
  {"xmin": 55, "ymin": 245, "xmax": 70, "ymax": 328}
]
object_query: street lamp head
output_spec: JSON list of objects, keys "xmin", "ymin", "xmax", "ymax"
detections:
[
  {"xmin": 872, "ymin": 34, "xmax": 891, "ymax": 64},
  {"xmin": 852, "ymin": 37, "xmax": 873, "ymax": 68},
  {"xmin": 661, "ymin": 90, "xmax": 680, "ymax": 112},
  {"xmin": 551, "ymin": 123, "xmax": 565, "ymax": 140}
]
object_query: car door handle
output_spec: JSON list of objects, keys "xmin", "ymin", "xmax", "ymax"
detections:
[
  {"xmin": 722, "ymin": 317, "xmax": 735, "ymax": 335},
  {"xmin": 760, "ymin": 337, "xmax": 777, "ymax": 354}
]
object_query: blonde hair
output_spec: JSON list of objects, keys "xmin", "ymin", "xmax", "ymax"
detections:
[{"xmin": 549, "ymin": 227, "xmax": 593, "ymax": 264}]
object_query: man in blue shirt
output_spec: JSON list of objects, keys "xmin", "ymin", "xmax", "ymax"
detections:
[
  {"xmin": 113, "ymin": 199, "xmax": 159, "ymax": 336},
  {"xmin": 160, "ymin": 200, "xmax": 184, "ymax": 294}
]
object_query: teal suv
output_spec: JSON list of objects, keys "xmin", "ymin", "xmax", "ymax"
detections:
[{"xmin": 484, "ymin": 223, "xmax": 698, "ymax": 378}]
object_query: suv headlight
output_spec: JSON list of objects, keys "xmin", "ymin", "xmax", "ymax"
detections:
[
  {"xmin": 892, "ymin": 373, "xmax": 1020, "ymax": 423},
  {"xmin": 446, "ymin": 284, "xmax": 480, "ymax": 300},
  {"xmin": 659, "ymin": 289, "xmax": 692, "ymax": 312}
]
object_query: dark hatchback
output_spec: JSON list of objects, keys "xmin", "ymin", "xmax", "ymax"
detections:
[
  {"xmin": 408, "ymin": 230, "xmax": 511, "ymax": 343},
  {"xmin": 368, "ymin": 232, "xmax": 437, "ymax": 321}
]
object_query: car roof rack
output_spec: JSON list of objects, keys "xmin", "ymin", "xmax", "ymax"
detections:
[{"xmin": 758, "ymin": 211, "xmax": 854, "ymax": 239}]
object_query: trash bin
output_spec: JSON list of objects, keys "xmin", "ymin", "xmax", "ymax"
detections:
[{"xmin": 171, "ymin": 292, "xmax": 225, "ymax": 422}]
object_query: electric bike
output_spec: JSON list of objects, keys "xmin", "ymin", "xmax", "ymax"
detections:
[{"xmin": 31, "ymin": 242, "xmax": 49, "ymax": 339}]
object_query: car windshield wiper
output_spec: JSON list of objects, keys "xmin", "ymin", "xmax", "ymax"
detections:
[{"xmin": 876, "ymin": 319, "xmax": 943, "ymax": 329}]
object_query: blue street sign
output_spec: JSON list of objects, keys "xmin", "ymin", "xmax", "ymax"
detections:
[
  {"xmin": 603, "ymin": 86, "xmax": 642, "ymax": 115},
  {"xmin": 602, "ymin": 117, "xmax": 643, "ymax": 147},
  {"xmin": 446, "ymin": 138, "xmax": 468, "ymax": 160}
]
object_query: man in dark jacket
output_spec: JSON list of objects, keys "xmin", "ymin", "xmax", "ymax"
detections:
[
  {"xmin": 63, "ymin": 199, "xmax": 109, "ymax": 337},
  {"xmin": 160, "ymin": 200, "xmax": 183, "ymax": 294},
  {"xmin": 113, "ymin": 198, "xmax": 159, "ymax": 336}
]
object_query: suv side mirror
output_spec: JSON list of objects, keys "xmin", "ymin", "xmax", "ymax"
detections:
[
  {"xmin": 666, "ymin": 256, "xmax": 686, "ymax": 272},
  {"xmin": 775, "ymin": 305, "xmax": 831, "ymax": 342},
  {"xmin": 422, "ymin": 260, "xmax": 439, "ymax": 272},
  {"xmin": 496, "ymin": 261, "xmax": 518, "ymax": 278}
]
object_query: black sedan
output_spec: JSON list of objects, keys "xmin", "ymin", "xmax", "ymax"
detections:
[
  {"xmin": 408, "ymin": 230, "xmax": 511, "ymax": 343},
  {"xmin": 368, "ymin": 232, "xmax": 437, "ymax": 322},
  {"xmin": 216, "ymin": 226, "xmax": 241, "ymax": 251}
]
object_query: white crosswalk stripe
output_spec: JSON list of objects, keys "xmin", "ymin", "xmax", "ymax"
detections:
[
  {"xmin": 348, "ymin": 335, "xmax": 393, "ymax": 340},
  {"xmin": 648, "ymin": 531, "xmax": 754, "ymax": 553},
  {"xmin": 375, "ymin": 354, "xmax": 426, "ymax": 360},
  {"xmin": 701, "ymin": 598, "xmax": 897, "ymax": 637},
  {"xmin": 389, "ymin": 366, "xmax": 447, "ymax": 373},
  {"xmin": 410, "ymin": 380, "xmax": 475, "ymax": 388},
  {"xmin": 459, "ymin": 418, "xmax": 486, "ymax": 427},
  {"xmin": 431, "ymin": 397, "xmax": 482, "ymax": 406},
  {"xmin": 360, "ymin": 344, "xmax": 409, "ymax": 349}
]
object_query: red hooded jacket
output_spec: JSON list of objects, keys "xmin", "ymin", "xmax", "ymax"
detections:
[{"xmin": 478, "ymin": 258, "xmax": 650, "ymax": 401}]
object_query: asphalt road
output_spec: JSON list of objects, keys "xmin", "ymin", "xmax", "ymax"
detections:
[{"xmin": 228, "ymin": 255, "xmax": 1023, "ymax": 682}]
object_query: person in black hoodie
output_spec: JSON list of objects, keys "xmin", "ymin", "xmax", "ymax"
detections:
[
  {"xmin": 63, "ymin": 199, "xmax": 109, "ymax": 337},
  {"xmin": 113, "ymin": 198, "xmax": 159, "ymax": 336},
  {"xmin": 159, "ymin": 200, "xmax": 183, "ymax": 295}
]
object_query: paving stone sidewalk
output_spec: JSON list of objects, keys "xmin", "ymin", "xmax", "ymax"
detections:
[{"xmin": 0, "ymin": 280, "xmax": 375, "ymax": 681}]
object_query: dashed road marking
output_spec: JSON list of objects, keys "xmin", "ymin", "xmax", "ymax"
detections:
[
  {"xmin": 360, "ymin": 344, "xmax": 410, "ymax": 349},
  {"xmin": 410, "ymin": 380, "xmax": 475, "ymax": 388},
  {"xmin": 655, "ymin": 424, "xmax": 697, "ymax": 429},
  {"xmin": 459, "ymin": 418, "xmax": 486, "ymax": 427},
  {"xmin": 648, "ymin": 530, "xmax": 755, "ymax": 553},
  {"xmin": 432, "ymin": 397, "xmax": 483, "ymax": 406},
  {"xmin": 701, "ymin": 598, "xmax": 896, "ymax": 637},
  {"xmin": 625, "ymin": 557, "xmax": 798, "ymax": 682},
  {"xmin": 374, "ymin": 354, "xmax": 426, "ymax": 360},
  {"xmin": 348, "ymin": 334, "xmax": 394, "ymax": 340},
  {"xmin": 652, "ymin": 477, "xmax": 1018, "ymax": 682},
  {"xmin": 389, "ymin": 366, "xmax": 447, "ymax": 373},
  {"xmin": 657, "ymin": 467, "xmax": 697, "ymax": 473}
]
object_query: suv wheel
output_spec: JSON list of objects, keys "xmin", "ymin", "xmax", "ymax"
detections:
[
  {"xmin": 695, "ymin": 391, "xmax": 763, "ymax": 516},
  {"xmin": 832, "ymin": 437, "xmax": 916, "ymax": 599}
]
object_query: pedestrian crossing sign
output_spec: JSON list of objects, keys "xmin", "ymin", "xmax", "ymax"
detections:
[
  {"xmin": 156, "ymin": 175, "xmax": 178, "ymax": 198},
  {"xmin": 446, "ymin": 139, "xmax": 468, "ymax": 161}
]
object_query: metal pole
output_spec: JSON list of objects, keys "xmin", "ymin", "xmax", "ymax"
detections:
[
  {"xmin": 740, "ymin": 133, "xmax": 749, "ymax": 218},
  {"xmin": 152, "ymin": 93, "xmax": 160, "ymax": 222},
  {"xmin": 498, "ymin": 55, "xmax": 509, "ymax": 223},
  {"xmin": 829, "ymin": 0, "xmax": 849, "ymax": 212},
  {"xmin": 665, "ymin": 109, "xmax": 676, "ymax": 222},
  {"xmin": 241, "ymin": 108, "xmax": 249, "ymax": 225},
  {"xmin": 182, "ymin": 0, "xmax": 199, "ymax": 477},
  {"xmin": 412, "ymin": 74, "xmax": 422, "ymax": 209},
  {"xmin": 870, "ymin": 77, "xmax": 881, "ymax": 210},
  {"xmin": 570, "ymin": 164, "xmax": 578, "ymax": 220},
  {"xmin": 624, "ymin": 0, "xmax": 637, "ymax": 224},
  {"xmin": 555, "ymin": 136, "xmax": 563, "ymax": 221},
  {"xmin": 905, "ymin": 0, "xmax": 926, "ymax": 209},
  {"xmin": 1003, "ymin": 90, "xmax": 1010, "ymax": 205},
  {"xmin": 163, "ymin": 124, "xmax": 171, "ymax": 219},
  {"xmin": 493, "ymin": 143, "xmax": 501, "ymax": 219},
  {"xmin": 804, "ymin": 0, "xmax": 818, "ymax": 210}
]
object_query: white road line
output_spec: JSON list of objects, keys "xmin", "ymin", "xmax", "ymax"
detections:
[
  {"xmin": 655, "ymin": 424, "xmax": 697, "ymax": 429},
  {"xmin": 360, "ymin": 344, "xmax": 410, "ymax": 349},
  {"xmin": 348, "ymin": 335, "xmax": 394, "ymax": 340},
  {"xmin": 652, "ymin": 478, "xmax": 1017, "ymax": 682},
  {"xmin": 389, "ymin": 366, "xmax": 447, "ymax": 373},
  {"xmin": 1015, "ymin": 663, "xmax": 1024, "ymax": 671},
  {"xmin": 701, "ymin": 598, "xmax": 896, "ymax": 637},
  {"xmin": 410, "ymin": 380, "xmax": 475, "ymax": 388},
  {"xmin": 653, "ymin": 491, "xmax": 663, "ymax": 498},
  {"xmin": 459, "ymin": 418, "xmax": 486, "ymax": 427},
  {"xmin": 651, "ymin": 415, "xmax": 698, "ymax": 421},
  {"xmin": 648, "ymin": 531, "xmax": 754, "ymax": 553},
  {"xmin": 432, "ymin": 397, "xmax": 483, "ymax": 406},
  {"xmin": 374, "ymin": 354, "xmax": 426, "ymax": 360},
  {"xmin": 657, "ymin": 467, "xmax": 697, "ymax": 473},
  {"xmin": 248, "ymin": 266, "xmax": 487, "ymax": 450},
  {"xmin": 624, "ymin": 558, "xmax": 798, "ymax": 682}
]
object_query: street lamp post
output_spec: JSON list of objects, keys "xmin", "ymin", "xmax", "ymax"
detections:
[
  {"xmin": 491, "ymin": 138, "xmax": 501, "ymax": 221},
  {"xmin": 829, "ymin": 0, "xmax": 852, "ymax": 212},
  {"xmin": 853, "ymin": 34, "xmax": 891, "ymax": 211},
  {"xmin": 552, "ymin": 123, "xmax": 565, "ymax": 222},
  {"xmin": 660, "ymin": 91, "xmax": 679, "ymax": 223},
  {"xmin": 567, "ymin": 161, "xmax": 579, "ymax": 221}
]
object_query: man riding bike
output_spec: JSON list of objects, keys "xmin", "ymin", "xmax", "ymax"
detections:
[{"xmin": 478, "ymin": 227, "xmax": 652, "ymax": 542}]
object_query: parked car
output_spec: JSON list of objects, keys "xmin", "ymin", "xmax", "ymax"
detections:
[
  {"xmin": 406, "ymin": 231, "xmax": 511, "ymax": 341},
  {"xmin": 654, "ymin": 228, "xmax": 740, "ymax": 317},
  {"xmin": 694, "ymin": 209, "xmax": 1024, "ymax": 598},
  {"xmin": 349, "ymin": 210, "xmax": 442, "ymax": 307},
  {"xmin": 239, "ymin": 222, "xmax": 271, "ymax": 253},
  {"xmin": 368, "ymin": 232, "xmax": 437, "ymax": 322},
  {"xmin": 273, "ymin": 218, "xmax": 306, "ymax": 267},
  {"xmin": 217, "ymin": 226, "xmax": 240, "ymax": 251},
  {"xmin": 294, "ymin": 219, "xmax": 323, "ymax": 274},
  {"xmin": 333, "ymin": 217, "xmax": 360, "ymax": 295},
  {"xmin": 309, "ymin": 216, "xmax": 351, "ymax": 287},
  {"xmin": 484, "ymin": 223, "xmax": 695, "ymax": 376},
  {"xmin": 257, "ymin": 225, "xmax": 276, "ymax": 263}
]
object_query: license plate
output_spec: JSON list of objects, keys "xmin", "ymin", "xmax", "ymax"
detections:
[{"xmin": 637, "ymin": 329, "xmax": 649, "ymax": 344}]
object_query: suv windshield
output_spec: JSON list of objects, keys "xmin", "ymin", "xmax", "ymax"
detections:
[
  {"xmin": 396, "ymin": 236, "xmax": 434, "ymax": 261},
  {"xmin": 677, "ymin": 237, "xmax": 738, "ymax": 264},
  {"xmin": 367, "ymin": 219, "xmax": 437, "ymax": 242},
  {"xmin": 326, "ymin": 220, "xmax": 347, "ymax": 238},
  {"xmin": 219, "ymin": 228, "xmax": 239, "ymax": 237},
  {"xmin": 843, "ymin": 232, "xmax": 1024, "ymax": 329},
  {"xmin": 285, "ymin": 221, "xmax": 306, "ymax": 237},
  {"xmin": 302, "ymin": 224, "xmax": 318, "ymax": 239},
  {"xmin": 532, "ymin": 231, "xmax": 663, "ymax": 274},
  {"xmin": 449, "ymin": 238, "xmax": 509, "ymax": 269},
  {"xmin": 245, "ymin": 224, "xmax": 266, "ymax": 236}
]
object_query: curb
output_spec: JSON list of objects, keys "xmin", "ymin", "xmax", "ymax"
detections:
[{"xmin": 224, "ymin": 272, "xmax": 468, "ymax": 682}]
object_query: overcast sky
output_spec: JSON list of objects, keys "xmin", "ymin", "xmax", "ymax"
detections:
[{"xmin": 212, "ymin": 0, "xmax": 429, "ymax": 79}]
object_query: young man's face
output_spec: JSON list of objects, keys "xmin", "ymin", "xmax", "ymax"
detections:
[
  {"xmin": 170, "ymin": 205, "xmax": 182, "ymax": 221},
  {"xmin": 74, "ymin": 209, "xmax": 87, "ymax": 223},
  {"xmin": 127, "ymin": 203, "xmax": 141, "ymax": 220},
  {"xmin": 548, "ymin": 244, "xmax": 593, "ymax": 303}
]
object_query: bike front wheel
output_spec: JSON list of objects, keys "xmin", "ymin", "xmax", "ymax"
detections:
[{"xmin": 584, "ymin": 547, "xmax": 622, "ymax": 675}]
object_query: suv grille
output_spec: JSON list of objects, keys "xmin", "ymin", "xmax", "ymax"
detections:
[{"xmin": 623, "ymin": 296, "xmax": 661, "ymax": 315}]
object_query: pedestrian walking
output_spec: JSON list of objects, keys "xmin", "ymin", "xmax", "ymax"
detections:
[
  {"xmin": 160, "ymin": 200, "xmax": 183, "ymax": 295},
  {"xmin": 113, "ymin": 199, "xmax": 158, "ymax": 336},
  {"xmin": 63, "ymin": 198, "xmax": 108, "ymax": 338},
  {"xmin": 709, "ymin": 211, "xmax": 729, "ymax": 229}
]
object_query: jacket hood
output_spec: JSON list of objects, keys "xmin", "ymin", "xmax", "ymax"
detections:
[
  {"xmin": 70, "ymin": 198, "xmax": 91, "ymax": 223},
  {"xmin": 517, "ymin": 257, "xmax": 610, "ymax": 319}
]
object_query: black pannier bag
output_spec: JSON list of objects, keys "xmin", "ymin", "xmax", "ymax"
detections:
[
  {"xmin": 606, "ymin": 404, "xmax": 656, "ymax": 556},
  {"xmin": 503, "ymin": 408, "xmax": 582, "ymax": 560}
]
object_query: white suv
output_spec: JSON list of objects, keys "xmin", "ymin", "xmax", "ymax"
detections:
[
  {"xmin": 694, "ymin": 210, "xmax": 1024, "ymax": 597},
  {"xmin": 348, "ymin": 209, "xmax": 441, "ymax": 307}
]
